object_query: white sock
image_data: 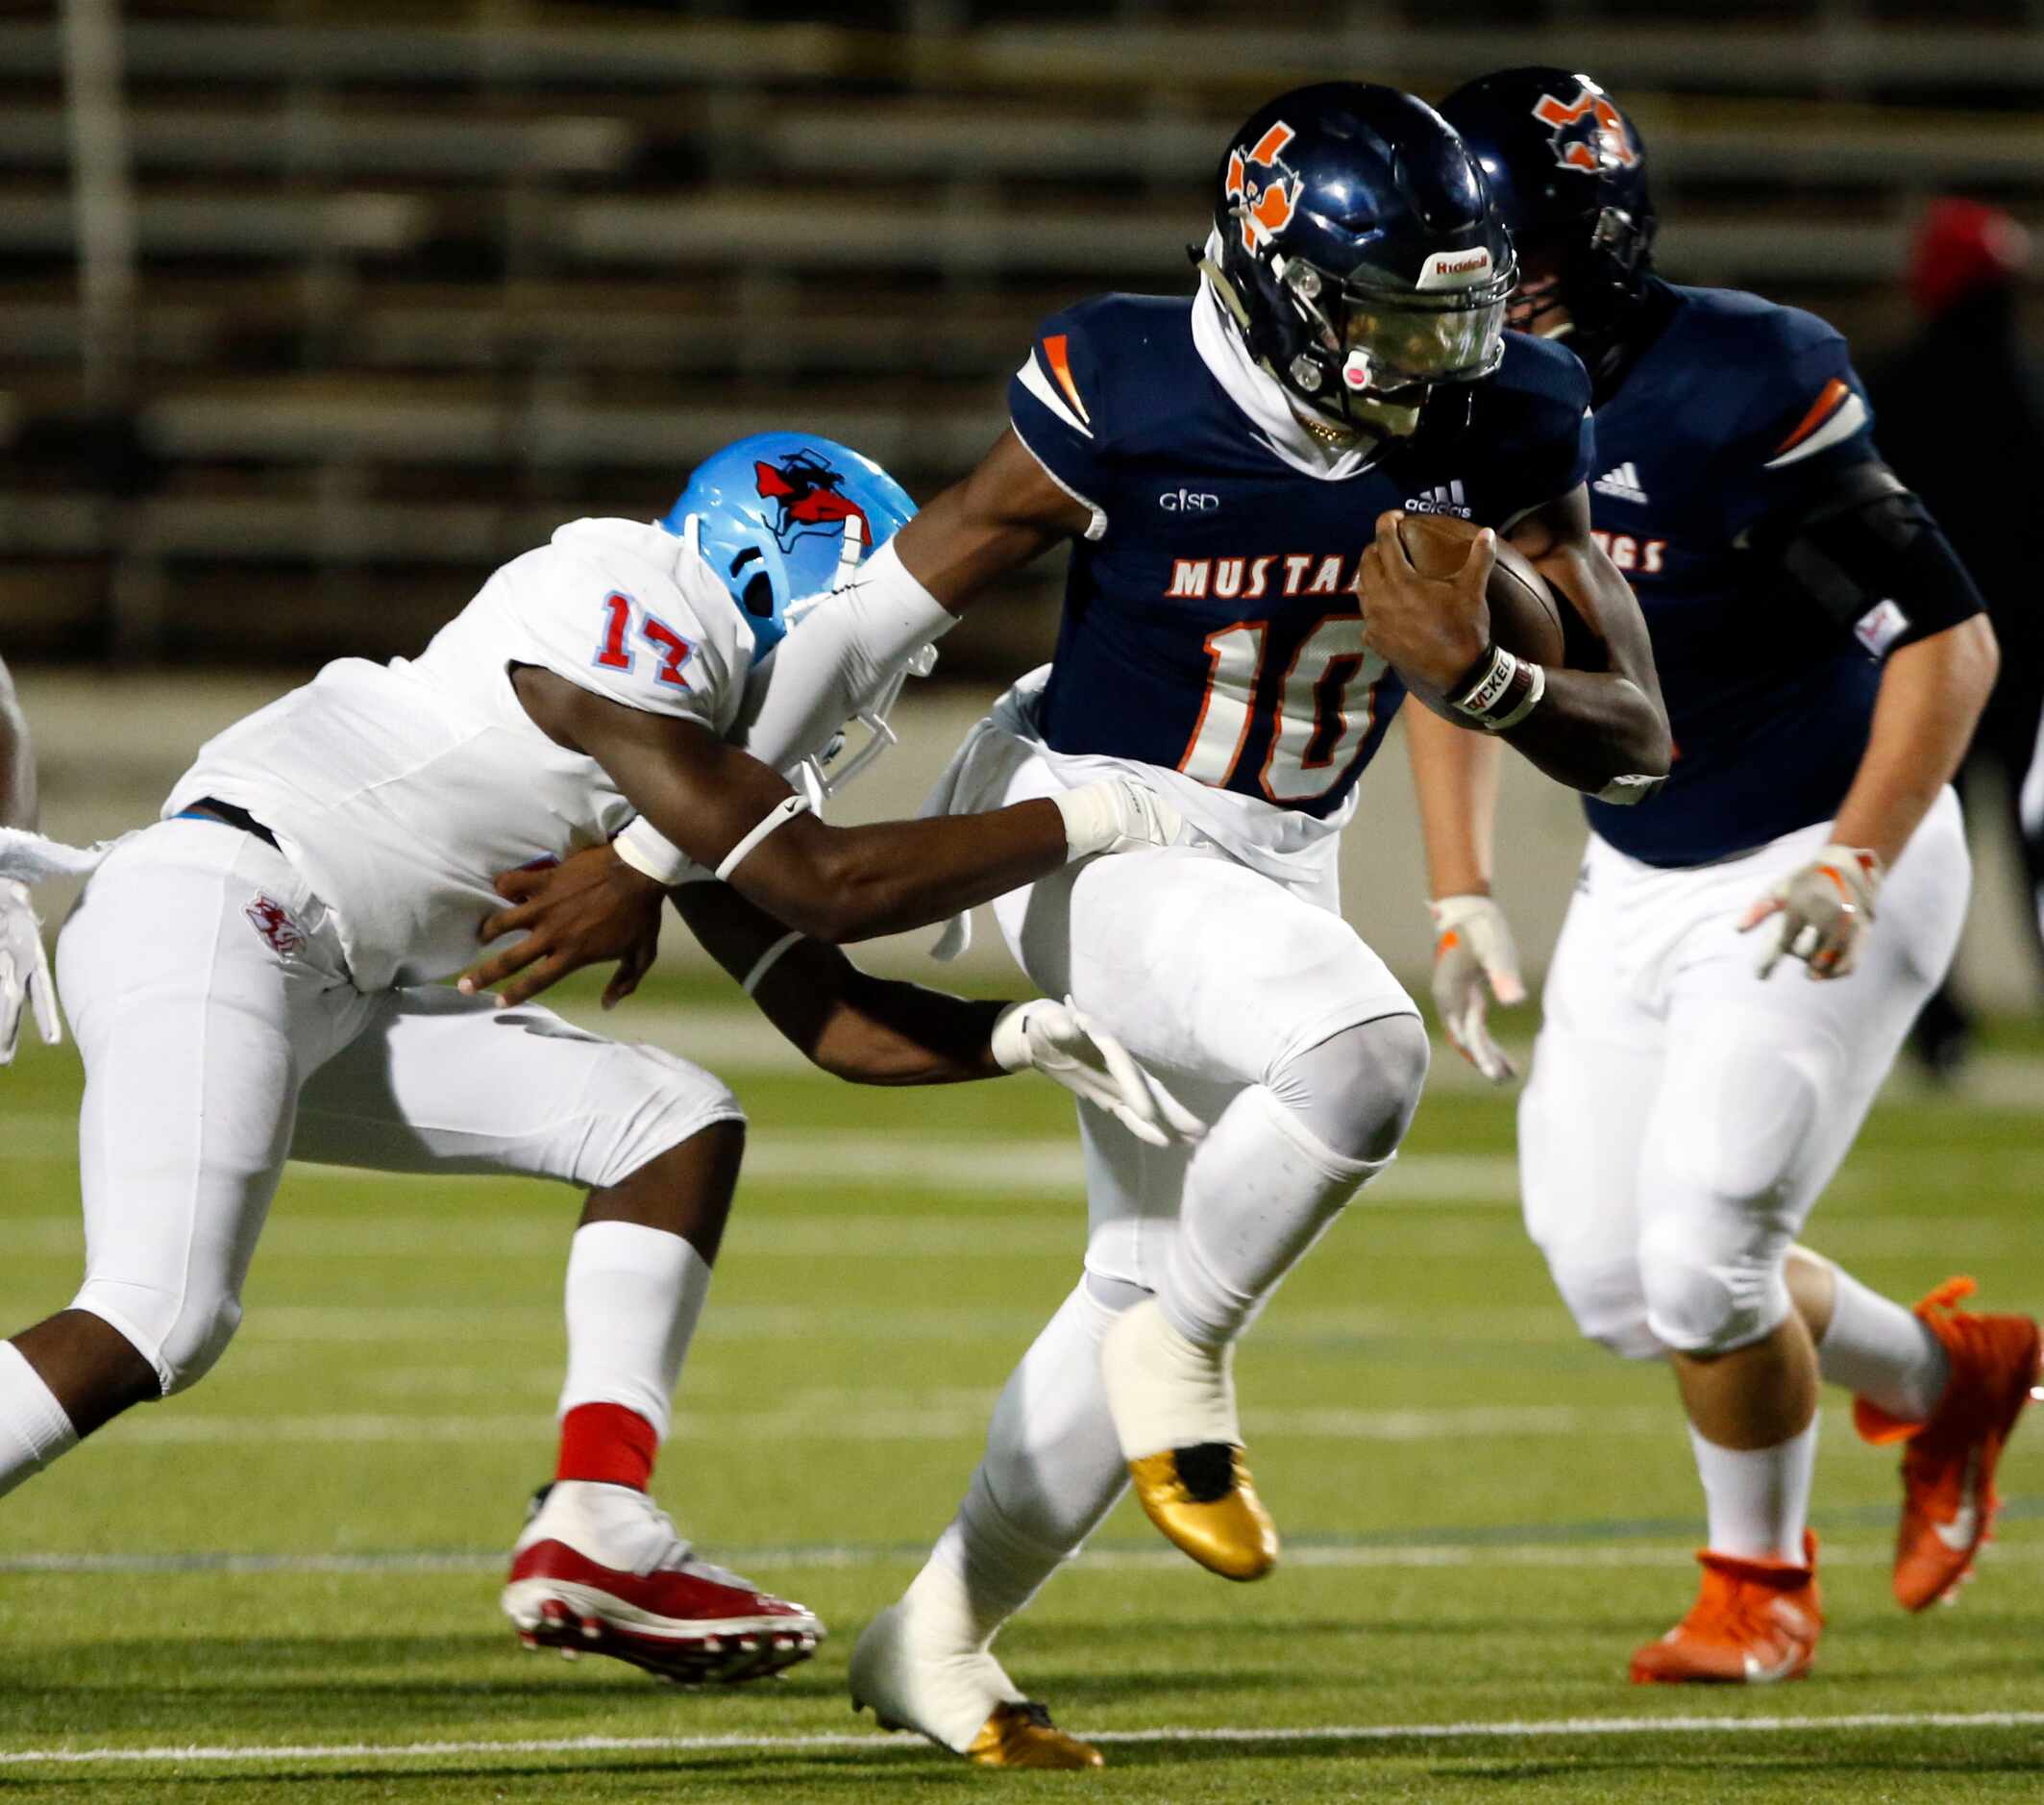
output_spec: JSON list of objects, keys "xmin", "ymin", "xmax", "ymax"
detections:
[
  {"xmin": 1160, "ymin": 1085, "xmax": 1384, "ymax": 1348},
  {"xmin": 1688, "ymin": 1417, "xmax": 1819, "ymax": 1563},
  {"xmin": 918, "ymin": 1279, "xmax": 1133, "ymax": 1648},
  {"xmin": 1813, "ymin": 1260, "xmax": 1950, "ymax": 1422},
  {"xmin": 556, "ymin": 1221, "xmax": 712, "ymax": 1440},
  {"xmin": 0, "ymin": 1342, "xmax": 79, "ymax": 1500}
]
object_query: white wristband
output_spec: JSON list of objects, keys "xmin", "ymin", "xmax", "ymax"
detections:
[
  {"xmin": 614, "ymin": 816, "xmax": 708, "ymax": 887},
  {"xmin": 713, "ymin": 793, "xmax": 812, "ymax": 883}
]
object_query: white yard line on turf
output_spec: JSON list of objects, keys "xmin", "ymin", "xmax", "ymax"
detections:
[
  {"xmin": 8, "ymin": 1536, "xmax": 2030, "ymax": 1577},
  {"xmin": 0, "ymin": 1121, "xmax": 1517, "ymax": 1203},
  {"xmin": 4, "ymin": 1710, "xmax": 2043, "ymax": 1767},
  {"xmin": 87, "ymin": 1400, "xmax": 1700, "ymax": 1446}
]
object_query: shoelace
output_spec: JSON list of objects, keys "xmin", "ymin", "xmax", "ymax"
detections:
[{"xmin": 1703, "ymin": 1580, "xmax": 1809, "ymax": 1655}]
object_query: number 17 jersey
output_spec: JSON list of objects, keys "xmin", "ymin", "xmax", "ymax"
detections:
[
  {"xmin": 165, "ymin": 518, "xmax": 753, "ymax": 990},
  {"xmin": 1013, "ymin": 289, "xmax": 1593, "ymax": 828}
]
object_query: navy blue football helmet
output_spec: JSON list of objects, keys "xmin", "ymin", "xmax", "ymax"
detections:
[
  {"xmin": 1204, "ymin": 82, "xmax": 1515, "ymax": 440},
  {"xmin": 1438, "ymin": 69, "xmax": 1656, "ymax": 375}
]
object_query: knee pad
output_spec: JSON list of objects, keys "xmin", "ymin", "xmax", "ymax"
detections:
[
  {"xmin": 1637, "ymin": 1033, "xmax": 1817, "ymax": 1355},
  {"xmin": 1267, "ymin": 1012, "xmax": 1429, "ymax": 1165},
  {"xmin": 588, "ymin": 1045, "xmax": 745, "ymax": 1191},
  {"xmin": 1542, "ymin": 1252, "xmax": 1662, "ymax": 1362},
  {"xmin": 73, "ymin": 1280, "xmax": 242, "ymax": 1397},
  {"xmin": 1638, "ymin": 1214, "xmax": 1793, "ymax": 1356}
]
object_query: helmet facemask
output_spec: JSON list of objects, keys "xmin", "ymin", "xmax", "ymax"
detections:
[
  {"xmin": 1270, "ymin": 251, "xmax": 1515, "ymax": 439},
  {"xmin": 1505, "ymin": 205, "xmax": 1652, "ymax": 381}
]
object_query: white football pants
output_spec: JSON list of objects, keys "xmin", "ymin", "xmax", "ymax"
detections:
[
  {"xmin": 959, "ymin": 736, "xmax": 1418, "ymax": 1295},
  {"xmin": 920, "ymin": 726, "xmax": 1421, "ymax": 1620},
  {"xmin": 51, "ymin": 819, "xmax": 741, "ymax": 1396},
  {"xmin": 1519, "ymin": 789, "xmax": 1970, "ymax": 1360}
]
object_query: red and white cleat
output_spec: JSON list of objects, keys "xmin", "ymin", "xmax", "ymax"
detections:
[
  {"xmin": 1854, "ymin": 1276, "xmax": 2043, "ymax": 1613},
  {"xmin": 1629, "ymin": 1531, "xmax": 1822, "ymax": 1685},
  {"xmin": 502, "ymin": 1481, "xmax": 822, "ymax": 1683}
]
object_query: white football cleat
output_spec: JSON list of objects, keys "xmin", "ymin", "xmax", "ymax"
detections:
[
  {"xmin": 850, "ymin": 1597, "xmax": 1102, "ymax": 1769},
  {"xmin": 502, "ymin": 1481, "xmax": 821, "ymax": 1683}
]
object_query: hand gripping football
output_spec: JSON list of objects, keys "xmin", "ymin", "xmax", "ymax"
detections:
[{"xmin": 1394, "ymin": 511, "xmax": 1566, "ymax": 670}]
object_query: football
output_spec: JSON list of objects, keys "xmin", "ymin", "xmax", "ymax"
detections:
[{"xmin": 1392, "ymin": 510, "xmax": 1567, "ymax": 671}]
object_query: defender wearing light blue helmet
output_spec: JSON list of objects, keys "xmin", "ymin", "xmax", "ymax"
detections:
[{"xmin": 659, "ymin": 432, "xmax": 919, "ymax": 663}]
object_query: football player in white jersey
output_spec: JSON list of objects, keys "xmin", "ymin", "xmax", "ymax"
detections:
[
  {"xmin": 0, "ymin": 655, "xmax": 61, "ymax": 1065},
  {"xmin": 0, "ymin": 433, "xmax": 1194, "ymax": 1687}
]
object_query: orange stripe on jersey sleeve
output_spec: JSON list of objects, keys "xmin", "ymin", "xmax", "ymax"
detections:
[
  {"xmin": 1773, "ymin": 378, "xmax": 1850, "ymax": 456},
  {"xmin": 1042, "ymin": 334, "xmax": 1092, "ymax": 426}
]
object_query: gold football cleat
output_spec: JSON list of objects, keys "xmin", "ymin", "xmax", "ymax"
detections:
[
  {"xmin": 965, "ymin": 1701, "xmax": 1105, "ymax": 1769},
  {"xmin": 1127, "ymin": 1444, "xmax": 1279, "ymax": 1581}
]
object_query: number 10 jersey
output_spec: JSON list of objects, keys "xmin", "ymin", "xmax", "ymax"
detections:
[{"xmin": 1011, "ymin": 290, "xmax": 1593, "ymax": 829}]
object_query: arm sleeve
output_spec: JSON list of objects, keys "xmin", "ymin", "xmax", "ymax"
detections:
[
  {"xmin": 1727, "ymin": 331, "xmax": 1985, "ymax": 657},
  {"xmin": 731, "ymin": 539, "xmax": 957, "ymax": 774},
  {"xmin": 1750, "ymin": 460, "xmax": 1987, "ymax": 659},
  {"xmin": 1008, "ymin": 310, "xmax": 1112, "ymax": 541}
]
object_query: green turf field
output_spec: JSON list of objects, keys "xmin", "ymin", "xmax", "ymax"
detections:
[{"xmin": 3, "ymin": 973, "xmax": 2041, "ymax": 1802}]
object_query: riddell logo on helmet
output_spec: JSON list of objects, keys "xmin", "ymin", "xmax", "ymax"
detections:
[
  {"xmin": 1416, "ymin": 245, "xmax": 1493, "ymax": 292},
  {"xmin": 1532, "ymin": 86, "xmax": 1638, "ymax": 176},
  {"xmin": 1224, "ymin": 121, "xmax": 1299, "ymax": 252},
  {"xmin": 752, "ymin": 448, "xmax": 871, "ymax": 555}
]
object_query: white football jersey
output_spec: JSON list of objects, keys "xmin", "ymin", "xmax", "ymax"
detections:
[{"xmin": 166, "ymin": 518, "xmax": 754, "ymax": 990}]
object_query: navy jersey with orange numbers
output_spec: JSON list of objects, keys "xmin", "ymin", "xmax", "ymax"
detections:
[
  {"xmin": 1010, "ymin": 293, "xmax": 1593, "ymax": 820},
  {"xmin": 1579, "ymin": 280, "xmax": 1897, "ymax": 866}
]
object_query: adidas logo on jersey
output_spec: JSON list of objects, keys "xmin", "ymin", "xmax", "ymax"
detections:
[
  {"xmin": 1593, "ymin": 461, "xmax": 1649, "ymax": 504},
  {"xmin": 1405, "ymin": 481, "xmax": 1470, "ymax": 518}
]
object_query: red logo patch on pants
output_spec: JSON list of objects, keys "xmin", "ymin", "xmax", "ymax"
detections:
[{"xmin": 244, "ymin": 894, "xmax": 306, "ymax": 956}]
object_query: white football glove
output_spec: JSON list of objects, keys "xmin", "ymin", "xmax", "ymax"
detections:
[
  {"xmin": 1050, "ymin": 778, "xmax": 1183, "ymax": 861},
  {"xmin": 992, "ymin": 997, "xmax": 1205, "ymax": 1149},
  {"xmin": 1739, "ymin": 843, "xmax": 1883, "ymax": 980},
  {"xmin": 0, "ymin": 878, "xmax": 61, "ymax": 1064},
  {"xmin": 1427, "ymin": 893, "xmax": 1525, "ymax": 1085}
]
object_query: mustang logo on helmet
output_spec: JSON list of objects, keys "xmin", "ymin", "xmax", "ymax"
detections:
[
  {"xmin": 1224, "ymin": 121, "xmax": 1300, "ymax": 252},
  {"xmin": 1532, "ymin": 86, "xmax": 1638, "ymax": 177},
  {"xmin": 752, "ymin": 448, "xmax": 872, "ymax": 556}
]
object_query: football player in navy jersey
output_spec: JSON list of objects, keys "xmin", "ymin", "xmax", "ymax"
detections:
[
  {"xmin": 1425, "ymin": 69, "xmax": 2035, "ymax": 1685},
  {"xmin": 630, "ymin": 82, "xmax": 1672, "ymax": 1766}
]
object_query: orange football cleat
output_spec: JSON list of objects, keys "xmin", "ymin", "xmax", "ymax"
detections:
[
  {"xmin": 1629, "ymin": 1532, "xmax": 1822, "ymax": 1685},
  {"xmin": 1853, "ymin": 1276, "xmax": 2042, "ymax": 1613}
]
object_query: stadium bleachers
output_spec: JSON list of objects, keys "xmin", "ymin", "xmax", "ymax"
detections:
[{"xmin": 3, "ymin": 1, "xmax": 2041, "ymax": 666}]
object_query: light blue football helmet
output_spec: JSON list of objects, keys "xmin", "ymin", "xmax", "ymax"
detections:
[
  {"xmin": 659, "ymin": 431, "xmax": 917, "ymax": 662},
  {"xmin": 659, "ymin": 432, "xmax": 928, "ymax": 799}
]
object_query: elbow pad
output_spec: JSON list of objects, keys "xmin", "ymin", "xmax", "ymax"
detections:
[{"xmin": 1759, "ymin": 462, "xmax": 1986, "ymax": 658}]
